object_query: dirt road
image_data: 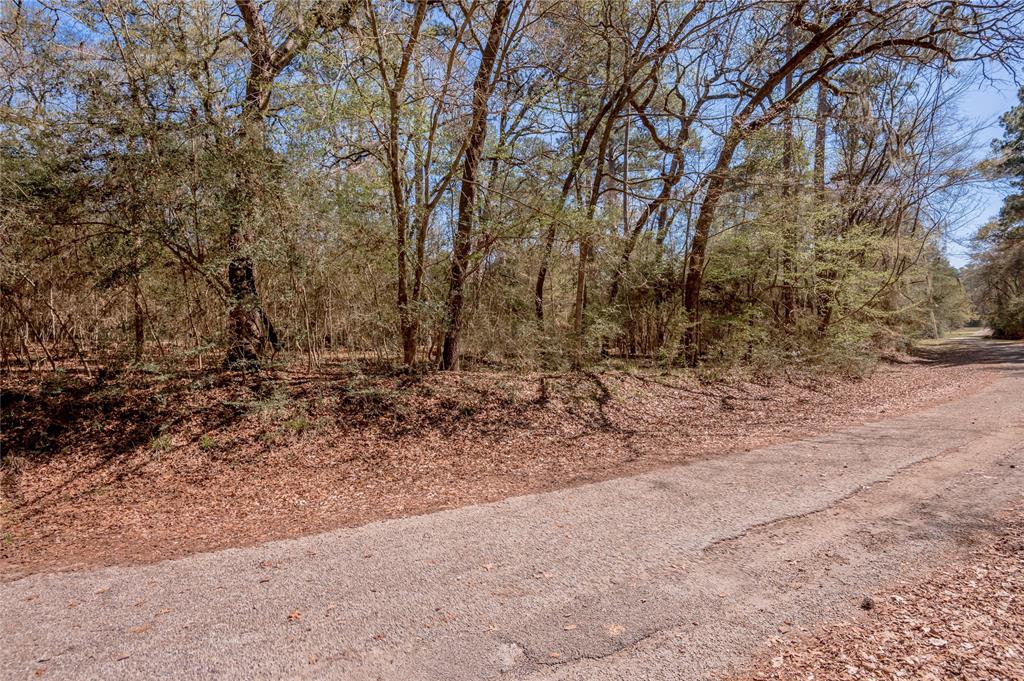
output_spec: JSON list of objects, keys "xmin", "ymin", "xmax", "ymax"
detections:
[{"xmin": 2, "ymin": 336, "xmax": 1022, "ymax": 680}]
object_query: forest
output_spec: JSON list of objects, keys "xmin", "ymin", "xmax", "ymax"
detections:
[
  {"xmin": 2, "ymin": 0, "xmax": 1023, "ymax": 376},
  {"xmin": 966, "ymin": 83, "xmax": 1024, "ymax": 339}
]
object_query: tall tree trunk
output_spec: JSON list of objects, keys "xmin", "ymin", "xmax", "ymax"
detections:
[
  {"xmin": 440, "ymin": 0, "xmax": 512, "ymax": 370},
  {"xmin": 534, "ymin": 227, "xmax": 556, "ymax": 322},
  {"xmin": 571, "ymin": 239, "xmax": 589, "ymax": 367},
  {"xmin": 678, "ymin": 137, "xmax": 739, "ymax": 364},
  {"xmin": 408, "ymin": 138, "xmax": 430, "ymax": 366},
  {"xmin": 225, "ymin": 0, "xmax": 356, "ymax": 367},
  {"xmin": 225, "ymin": 7, "xmax": 277, "ymax": 368},
  {"xmin": 132, "ymin": 280, "xmax": 144, "ymax": 363},
  {"xmin": 374, "ymin": 0, "xmax": 427, "ymax": 368},
  {"xmin": 571, "ymin": 103, "xmax": 619, "ymax": 367},
  {"xmin": 131, "ymin": 240, "xmax": 145, "ymax": 363},
  {"xmin": 780, "ymin": 22, "xmax": 797, "ymax": 324},
  {"xmin": 224, "ymin": 132, "xmax": 276, "ymax": 366},
  {"xmin": 813, "ymin": 79, "xmax": 835, "ymax": 336},
  {"xmin": 388, "ymin": 86, "xmax": 417, "ymax": 367},
  {"xmin": 926, "ymin": 266, "xmax": 940, "ymax": 338},
  {"xmin": 813, "ymin": 80, "xmax": 827, "ymax": 194}
]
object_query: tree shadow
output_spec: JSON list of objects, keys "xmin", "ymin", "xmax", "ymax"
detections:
[
  {"xmin": 1, "ymin": 369, "xmax": 250, "ymax": 519},
  {"xmin": 912, "ymin": 335, "xmax": 1024, "ymax": 369}
]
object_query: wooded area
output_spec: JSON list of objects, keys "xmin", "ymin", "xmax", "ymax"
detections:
[
  {"xmin": 966, "ymin": 84, "xmax": 1024, "ymax": 339},
  {"xmin": 2, "ymin": 0, "xmax": 1022, "ymax": 374}
]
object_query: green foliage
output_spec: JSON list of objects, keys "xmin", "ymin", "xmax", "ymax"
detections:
[
  {"xmin": 0, "ymin": 1, "xmax": 1002, "ymax": 374},
  {"xmin": 150, "ymin": 434, "xmax": 173, "ymax": 453},
  {"xmin": 988, "ymin": 295, "xmax": 1024, "ymax": 339},
  {"xmin": 283, "ymin": 415, "xmax": 312, "ymax": 436},
  {"xmin": 966, "ymin": 88, "xmax": 1024, "ymax": 339}
]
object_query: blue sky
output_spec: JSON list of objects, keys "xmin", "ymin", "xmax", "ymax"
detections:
[{"xmin": 948, "ymin": 67, "xmax": 1019, "ymax": 268}]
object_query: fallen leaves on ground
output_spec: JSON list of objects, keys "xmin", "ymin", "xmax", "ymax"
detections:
[
  {"xmin": 733, "ymin": 508, "xmax": 1024, "ymax": 680},
  {"xmin": 0, "ymin": 345, "xmax": 994, "ymax": 579}
]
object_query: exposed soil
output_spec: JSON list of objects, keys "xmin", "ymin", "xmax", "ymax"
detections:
[
  {"xmin": 0, "ymin": 343, "xmax": 996, "ymax": 580},
  {"xmin": 733, "ymin": 506, "xmax": 1024, "ymax": 681}
]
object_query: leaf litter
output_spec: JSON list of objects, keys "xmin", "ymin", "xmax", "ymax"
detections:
[
  {"xmin": 0, "ymin": 347, "xmax": 995, "ymax": 580},
  {"xmin": 732, "ymin": 506, "xmax": 1024, "ymax": 681}
]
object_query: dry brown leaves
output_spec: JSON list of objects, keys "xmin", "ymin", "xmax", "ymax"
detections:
[
  {"xmin": 735, "ymin": 509, "xmax": 1024, "ymax": 681},
  {"xmin": 0, "ymin": 348, "xmax": 994, "ymax": 579}
]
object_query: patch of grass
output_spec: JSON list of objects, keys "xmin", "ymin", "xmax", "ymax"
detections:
[
  {"xmin": 284, "ymin": 415, "xmax": 312, "ymax": 435},
  {"xmin": 695, "ymin": 364, "xmax": 729, "ymax": 385},
  {"xmin": 38, "ymin": 370, "xmax": 70, "ymax": 396},
  {"xmin": 945, "ymin": 327, "xmax": 984, "ymax": 338},
  {"xmin": 488, "ymin": 378, "xmax": 527, "ymax": 406},
  {"xmin": 198, "ymin": 433, "xmax": 217, "ymax": 451},
  {"xmin": 137, "ymin": 362, "xmax": 176, "ymax": 383},
  {"xmin": 340, "ymin": 382, "xmax": 394, "ymax": 414},
  {"xmin": 244, "ymin": 388, "xmax": 292, "ymax": 421},
  {"xmin": 259, "ymin": 428, "xmax": 285, "ymax": 447},
  {"xmin": 150, "ymin": 433, "xmax": 173, "ymax": 452}
]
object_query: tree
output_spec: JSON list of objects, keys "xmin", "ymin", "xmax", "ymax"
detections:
[
  {"xmin": 676, "ymin": 0, "xmax": 1024, "ymax": 364},
  {"xmin": 440, "ymin": 0, "xmax": 515, "ymax": 370},
  {"xmin": 2, "ymin": 0, "xmax": 1020, "ymax": 373},
  {"xmin": 225, "ymin": 0, "xmax": 358, "ymax": 366},
  {"xmin": 967, "ymin": 86, "xmax": 1024, "ymax": 338}
]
